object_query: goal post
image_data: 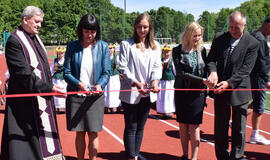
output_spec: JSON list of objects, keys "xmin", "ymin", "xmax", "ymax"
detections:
[{"xmin": 154, "ymin": 38, "xmax": 172, "ymax": 45}]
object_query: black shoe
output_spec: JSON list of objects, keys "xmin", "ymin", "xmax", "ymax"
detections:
[
  {"xmin": 180, "ymin": 155, "xmax": 189, "ymax": 160},
  {"xmin": 166, "ymin": 114, "xmax": 173, "ymax": 119},
  {"xmin": 232, "ymin": 156, "xmax": 248, "ymax": 160},
  {"xmin": 160, "ymin": 114, "xmax": 173, "ymax": 120}
]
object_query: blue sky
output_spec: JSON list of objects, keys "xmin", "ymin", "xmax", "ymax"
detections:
[{"xmin": 110, "ymin": 0, "xmax": 249, "ymax": 20}]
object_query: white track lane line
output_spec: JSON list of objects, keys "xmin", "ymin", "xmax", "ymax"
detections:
[
  {"xmin": 206, "ymin": 97, "xmax": 270, "ymax": 135},
  {"xmin": 103, "ymin": 126, "xmax": 124, "ymax": 145},
  {"xmin": 207, "ymin": 97, "xmax": 270, "ymax": 115},
  {"xmin": 102, "ymin": 125, "xmax": 147, "ymax": 160},
  {"xmin": 148, "ymin": 115, "xmax": 215, "ymax": 146},
  {"xmin": 103, "ymin": 99, "xmax": 269, "ymax": 156}
]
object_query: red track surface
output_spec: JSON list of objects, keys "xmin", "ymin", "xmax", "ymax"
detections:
[{"xmin": 0, "ymin": 53, "xmax": 270, "ymax": 160}]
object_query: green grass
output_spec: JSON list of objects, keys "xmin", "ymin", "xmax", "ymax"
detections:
[
  {"xmin": 266, "ymin": 72, "xmax": 270, "ymax": 111},
  {"xmin": 266, "ymin": 93, "xmax": 270, "ymax": 111},
  {"xmin": 48, "ymin": 55, "xmax": 57, "ymax": 59}
]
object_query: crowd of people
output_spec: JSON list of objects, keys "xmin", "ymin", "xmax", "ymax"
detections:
[{"xmin": 0, "ymin": 5, "xmax": 269, "ymax": 160}]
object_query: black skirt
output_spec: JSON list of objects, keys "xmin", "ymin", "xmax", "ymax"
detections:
[
  {"xmin": 66, "ymin": 94, "xmax": 105, "ymax": 132},
  {"xmin": 175, "ymin": 91, "xmax": 206, "ymax": 124}
]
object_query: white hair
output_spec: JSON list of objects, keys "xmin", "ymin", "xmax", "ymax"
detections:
[
  {"xmin": 229, "ymin": 11, "xmax": 246, "ymax": 25},
  {"xmin": 21, "ymin": 6, "xmax": 44, "ymax": 21}
]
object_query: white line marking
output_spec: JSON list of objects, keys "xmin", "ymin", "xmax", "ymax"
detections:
[
  {"xmin": 103, "ymin": 125, "xmax": 124, "ymax": 145},
  {"xmin": 148, "ymin": 115, "xmax": 214, "ymax": 146},
  {"xmin": 205, "ymin": 97, "xmax": 270, "ymax": 135},
  {"xmin": 207, "ymin": 96, "xmax": 270, "ymax": 115},
  {"xmin": 102, "ymin": 125, "xmax": 147, "ymax": 160}
]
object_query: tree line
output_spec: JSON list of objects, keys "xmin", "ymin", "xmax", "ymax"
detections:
[{"xmin": 0, "ymin": 0, "xmax": 269, "ymax": 45}]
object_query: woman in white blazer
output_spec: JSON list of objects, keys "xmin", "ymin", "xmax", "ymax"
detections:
[{"xmin": 119, "ymin": 13, "xmax": 162, "ymax": 160}]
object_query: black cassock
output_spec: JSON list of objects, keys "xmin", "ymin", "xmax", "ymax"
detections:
[{"xmin": 0, "ymin": 26, "xmax": 63, "ymax": 160}]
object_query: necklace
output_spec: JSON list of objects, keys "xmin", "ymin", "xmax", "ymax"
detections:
[{"xmin": 140, "ymin": 42, "xmax": 146, "ymax": 52}]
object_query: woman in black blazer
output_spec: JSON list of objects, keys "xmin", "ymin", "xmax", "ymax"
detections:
[{"xmin": 172, "ymin": 22, "xmax": 209, "ymax": 160}]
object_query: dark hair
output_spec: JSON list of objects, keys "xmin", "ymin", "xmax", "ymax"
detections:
[
  {"xmin": 77, "ymin": 14, "xmax": 100, "ymax": 42},
  {"xmin": 264, "ymin": 16, "xmax": 270, "ymax": 23},
  {"xmin": 133, "ymin": 13, "xmax": 156, "ymax": 50}
]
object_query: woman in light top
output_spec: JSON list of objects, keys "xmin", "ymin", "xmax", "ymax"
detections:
[{"xmin": 119, "ymin": 13, "xmax": 162, "ymax": 160}]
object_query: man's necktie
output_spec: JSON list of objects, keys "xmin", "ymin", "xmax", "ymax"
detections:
[{"xmin": 224, "ymin": 45, "xmax": 233, "ymax": 75}]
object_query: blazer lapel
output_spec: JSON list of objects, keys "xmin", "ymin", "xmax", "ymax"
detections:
[
  {"xmin": 197, "ymin": 51, "xmax": 205, "ymax": 76},
  {"xmin": 92, "ymin": 43, "xmax": 98, "ymax": 83}
]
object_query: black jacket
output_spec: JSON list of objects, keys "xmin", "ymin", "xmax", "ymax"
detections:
[
  {"xmin": 207, "ymin": 32, "xmax": 259, "ymax": 106},
  {"xmin": 172, "ymin": 44, "xmax": 207, "ymax": 90},
  {"xmin": 250, "ymin": 30, "xmax": 270, "ymax": 83}
]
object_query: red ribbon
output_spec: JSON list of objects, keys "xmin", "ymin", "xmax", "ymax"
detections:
[{"xmin": 0, "ymin": 88, "xmax": 269, "ymax": 98}]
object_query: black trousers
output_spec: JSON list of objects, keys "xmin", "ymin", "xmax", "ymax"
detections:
[
  {"xmin": 122, "ymin": 97, "xmax": 151, "ymax": 159},
  {"xmin": 214, "ymin": 97, "xmax": 248, "ymax": 160}
]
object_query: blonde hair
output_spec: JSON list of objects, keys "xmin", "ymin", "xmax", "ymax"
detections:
[
  {"xmin": 133, "ymin": 13, "xmax": 156, "ymax": 50},
  {"xmin": 181, "ymin": 22, "xmax": 204, "ymax": 53}
]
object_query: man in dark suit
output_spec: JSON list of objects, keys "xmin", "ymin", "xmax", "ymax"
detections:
[{"xmin": 207, "ymin": 11, "xmax": 260, "ymax": 160}]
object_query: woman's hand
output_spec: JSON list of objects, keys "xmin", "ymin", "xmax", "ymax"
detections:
[
  {"xmin": 203, "ymin": 78, "xmax": 212, "ymax": 88},
  {"xmin": 207, "ymin": 72, "xmax": 218, "ymax": 89},
  {"xmin": 52, "ymin": 85, "xmax": 67, "ymax": 98},
  {"xmin": 78, "ymin": 82, "xmax": 89, "ymax": 91},
  {"xmin": 150, "ymin": 80, "xmax": 160, "ymax": 93},
  {"xmin": 78, "ymin": 82, "xmax": 92, "ymax": 95},
  {"xmin": 92, "ymin": 85, "xmax": 103, "ymax": 95},
  {"xmin": 133, "ymin": 81, "xmax": 148, "ymax": 95}
]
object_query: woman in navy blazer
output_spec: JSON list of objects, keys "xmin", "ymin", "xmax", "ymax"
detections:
[
  {"xmin": 172, "ymin": 22, "xmax": 208, "ymax": 160},
  {"xmin": 64, "ymin": 14, "xmax": 110, "ymax": 160}
]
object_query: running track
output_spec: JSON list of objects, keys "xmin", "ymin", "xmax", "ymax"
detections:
[{"xmin": 0, "ymin": 53, "xmax": 269, "ymax": 160}]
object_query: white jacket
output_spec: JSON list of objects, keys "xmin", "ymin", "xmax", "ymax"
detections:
[{"xmin": 119, "ymin": 38, "xmax": 162, "ymax": 104}]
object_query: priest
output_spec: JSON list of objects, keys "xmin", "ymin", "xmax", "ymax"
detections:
[{"xmin": 0, "ymin": 6, "xmax": 66, "ymax": 160}]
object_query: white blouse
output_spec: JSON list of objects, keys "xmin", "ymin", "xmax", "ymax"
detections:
[{"xmin": 80, "ymin": 48, "xmax": 94, "ymax": 87}]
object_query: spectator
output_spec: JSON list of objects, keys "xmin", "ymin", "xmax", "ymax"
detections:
[
  {"xmin": 51, "ymin": 46, "xmax": 67, "ymax": 113},
  {"xmin": 156, "ymin": 44, "xmax": 176, "ymax": 119},
  {"xmin": 248, "ymin": 16, "xmax": 270, "ymax": 145},
  {"xmin": 104, "ymin": 43, "xmax": 122, "ymax": 113}
]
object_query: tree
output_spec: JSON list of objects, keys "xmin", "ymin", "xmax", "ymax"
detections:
[
  {"xmin": 0, "ymin": 0, "xmax": 269, "ymax": 45},
  {"xmin": 198, "ymin": 11, "xmax": 217, "ymax": 42}
]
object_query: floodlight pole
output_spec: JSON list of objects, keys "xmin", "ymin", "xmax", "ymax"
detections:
[
  {"xmin": 123, "ymin": 0, "xmax": 126, "ymax": 40},
  {"xmin": 207, "ymin": 14, "xmax": 210, "ymax": 42},
  {"xmin": 166, "ymin": 14, "xmax": 169, "ymax": 38}
]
